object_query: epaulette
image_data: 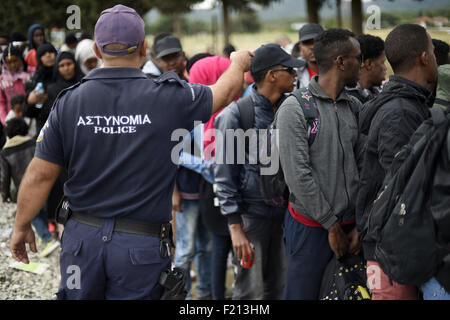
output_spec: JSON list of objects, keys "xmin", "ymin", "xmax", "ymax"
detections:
[
  {"xmin": 154, "ymin": 71, "xmax": 187, "ymax": 88},
  {"xmin": 50, "ymin": 82, "xmax": 82, "ymax": 110}
]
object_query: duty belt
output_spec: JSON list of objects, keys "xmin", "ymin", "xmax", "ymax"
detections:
[{"xmin": 70, "ymin": 211, "xmax": 172, "ymax": 239}]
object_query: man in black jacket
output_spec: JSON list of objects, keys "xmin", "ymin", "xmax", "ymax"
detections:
[
  {"xmin": 214, "ymin": 44, "xmax": 302, "ymax": 299},
  {"xmin": 356, "ymin": 24, "xmax": 438, "ymax": 300},
  {"xmin": 346, "ymin": 34, "xmax": 386, "ymax": 104}
]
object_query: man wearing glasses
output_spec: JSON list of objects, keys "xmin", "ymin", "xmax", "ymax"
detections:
[
  {"xmin": 277, "ymin": 29, "xmax": 364, "ymax": 299},
  {"xmin": 214, "ymin": 44, "xmax": 302, "ymax": 299}
]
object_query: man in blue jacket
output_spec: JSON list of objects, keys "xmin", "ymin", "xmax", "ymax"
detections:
[{"xmin": 214, "ymin": 44, "xmax": 302, "ymax": 299}]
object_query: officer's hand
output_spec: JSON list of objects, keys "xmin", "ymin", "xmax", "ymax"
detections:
[
  {"xmin": 10, "ymin": 224, "xmax": 37, "ymax": 264},
  {"xmin": 328, "ymin": 222, "xmax": 349, "ymax": 259},
  {"xmin": 347, "ymin": 227, "xmax": 361, "ymax": 255},
  {"xmin": 229, "ymin": 50, "xmax": 254, "ymax": 73},
  {"xmin": 229, "ymin": 223, "xmax": 254, "ymax": 264}
]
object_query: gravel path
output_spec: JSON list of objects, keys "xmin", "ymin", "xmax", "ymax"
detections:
[{"xmin": 0, "ymin": 202, "xmax": 60, "ymax": 300}]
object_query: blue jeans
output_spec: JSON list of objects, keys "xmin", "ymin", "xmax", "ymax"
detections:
[
  {"xmin": 174, "ymin": 199, "xmax": 212, "ymax": 299},
  {"xmin": 32, "ymin": 209, "xmax": 52, "ymax": 242},
  {"xmin": 211, "ymin": 233, "xmax": 232, "ymax": 300},
  {"xmin": 422, "ymin": 277, "xmax": 450, "ymax": 300}
]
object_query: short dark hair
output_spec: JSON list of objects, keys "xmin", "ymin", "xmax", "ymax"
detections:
[
  {"xmin": 385, "ymin": 24, "xmax": 429, "ymax": 73},
  {"xmin": 10, "ymin": 94, "xmax": 25, "ymax": 108},
  {"xmin": 291, "ymin": 41, "xmax": 301, "ymax": 58},
  {"xmin": 223, "ymin": 44, "xmax": 236, "ymax": 57},
  {"xmin": 5, "ymin": 118, "xmax": 28, "ymax": 138},
  {"xmin": 251, "ymin": 68, "xmax": 271, "ymax": 85},
  {"xmin": 357, "ymin": 34, "xmax": 384, "ymax": 61},
  {"xmin": 65, "ymin": 33, "xmax": 78, "ymax": 45},
  {"xmin": 313, "ymin": 28, "xmax": 356, "ymax": 73},
  {"xmin": 432, "ymin": 39, "xmax": 449, "ymax": 66},
  {"xmin": 11, "ymin": 32, "xmax": 26, "ymax": 42},
  {"xmin": 186, "ymin": 53, "xmax": 213, "ymax": 73}
]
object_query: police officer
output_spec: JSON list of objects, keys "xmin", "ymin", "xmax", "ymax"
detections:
[{"xmin": 10, "ymin": 4, "xmax": 252, "ymax": 300}]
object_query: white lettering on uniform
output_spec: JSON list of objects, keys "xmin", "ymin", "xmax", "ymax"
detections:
[
  {"xmin": 77, "ymin": 117, "xmax": 85, "ymax": 126},
  {"xmin": 78, "ymin": 114, "xmax": 152, "ymax": 134}
]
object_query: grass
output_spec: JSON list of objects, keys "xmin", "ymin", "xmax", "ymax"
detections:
[{"xmin": 163, "ymin": 28, "xmax": 450, "ymax": 78}]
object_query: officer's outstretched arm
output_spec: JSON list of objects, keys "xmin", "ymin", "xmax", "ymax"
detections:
[
  {"xmin": 209, "ymin": 50, "xmax": 253, "ymax": 115},
  {"xmin": 10, "ymin": 157, "xmax": 62, "ymax": 264}
]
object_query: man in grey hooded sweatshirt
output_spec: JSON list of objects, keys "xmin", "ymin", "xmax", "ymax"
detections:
[{"xmin": 277, "ymin": 28, "xmax": 365, "ymax": 300}]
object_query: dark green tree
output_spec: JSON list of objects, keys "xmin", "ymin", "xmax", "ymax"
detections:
[
  {"xmin": 149, "ymin": 0, "xmax": 203, "ymax": 36},
  {"xmin": 0, "ymin": 0, "xmax": 157, "ymax": 38},
  {"xmin": 216, "ymin": 0, "xmax": 280, "ymax": 47}
]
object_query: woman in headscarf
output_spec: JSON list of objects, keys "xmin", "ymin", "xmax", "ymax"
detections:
[
  {"xmin": 25, "ymin": 24, "xmax": 46, "ymax": 74},
  {"xmin": 0, "ymin": 44, "xmax": 30, "ymax": 126},
  {"xmin": 44, "ymin": 51, "xmax": 83, "ymax": 128},
  {"xmin": 75, "ymin": 39, "xmax": 101, "ymax": 76},
  {"xmin": 24, "ymin": 42, "xmax": 57, "ymax": 134}
]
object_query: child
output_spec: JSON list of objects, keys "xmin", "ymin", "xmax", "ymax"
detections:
[
  {"xmin": 0, "ymin": 118, "xmax": 59, "ymax": 256},
  {"xmin": 6, "ymin": 94, "xmax": 25, "ymax": 122},
  {"xmin": 5, "ymin": 94, "xmax": 35, "ymax": 137},
  {"xmin": 0, "ymin": 44, "xmax": 30, "ymax": 126}
]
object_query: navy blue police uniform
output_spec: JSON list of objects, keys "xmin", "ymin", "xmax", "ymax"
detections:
[{"xmin": 35, "ymin": 67, "xmax": 212, "ymax": 299}]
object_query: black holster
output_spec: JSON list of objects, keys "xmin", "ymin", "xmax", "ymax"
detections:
[{"xmin": 55, "ymin": 196, "xmax": 71, "ymax": 226}]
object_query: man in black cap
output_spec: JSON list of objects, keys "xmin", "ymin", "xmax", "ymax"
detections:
[
  {"xmin": 214, "ymin": 43, "xmax": 302, "ymax": 299},
  {"xmin": 295, "ymin": 23, "xmax": 324, "ymax": 89},
  {"xmin": 154, "ymin": 35, "xmax": 187, "ymax": 80}
]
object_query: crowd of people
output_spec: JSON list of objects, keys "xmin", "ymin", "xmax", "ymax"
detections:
[{"xmin": 3, "ymin": 4, "xmax": 450, "ymax": 301}]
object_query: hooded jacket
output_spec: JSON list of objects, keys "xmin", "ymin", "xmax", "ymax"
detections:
[
  {"xmin": 277, "ymin": 76, "xmax": 363, "ymax": 229},
  {"xmin": 24, "ymin": 24, "xmax": 45, "ymax": 71},
  {"xmin": 356, "ymin": 75, "xmax": 434, "ymax": 260}
]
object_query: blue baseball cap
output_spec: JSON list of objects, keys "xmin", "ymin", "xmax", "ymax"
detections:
[{"xmin": 94, "ymin": 5, "xmax": 145, "ymax": 56}]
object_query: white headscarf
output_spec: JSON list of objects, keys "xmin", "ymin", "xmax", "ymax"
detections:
[{"xmin": 75, "ymin": 39, "xmax": 101, "ymax": 75}]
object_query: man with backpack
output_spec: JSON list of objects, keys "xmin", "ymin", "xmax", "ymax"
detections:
[
  {"xmin": 213, "ymin": 43, "xmax": 302, "ymax": 299},
  {"xmin": 277, "ymin": 28, "xmax": 364, "ymax": 300},
  {"xmin": 356, "ymin": 24, "xmax": 438, "ymax": 300}
]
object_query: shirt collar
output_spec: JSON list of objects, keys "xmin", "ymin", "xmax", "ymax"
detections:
[
  {"xmin": 389, "ymin": 75, "xmax": 431, "ymax": 98},
  {"xmin": 83, "ymin": 67, "xmax": 148, "ymax": 81},
  {"xmin": 309, "ymin": 75, "xmax": 353, "ymax": 102}
]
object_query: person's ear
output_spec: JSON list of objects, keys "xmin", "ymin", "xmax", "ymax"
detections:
[
  {"xmin": 139, "ymin": 40, "xmax": 147, "ymax": 58},
  {"xmin": 336, "ymin": 55, "xmax": 345, "ymax": 71},
  {"xmin": 266, "ymin": 69, "xmax": 276, "ymax": 83},
  {"xmin": 93, "ymin": 42, "xmax": 103, "ymax": 60},
  {"xmin": 363, "ymin": 59, "xmax": 371, "ymax": 71}
]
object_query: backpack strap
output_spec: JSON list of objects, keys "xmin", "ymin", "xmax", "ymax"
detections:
[
  {"xmin": 291, "ymin": 87, "xmax": 320, "ymax": 146},
  {"xmin": 236, "ymin": 95, "xmax": 255, "ymax": 131},
  {"xmin": 430, "ymin": 105, "xmax": 446, "ymax": 127}
]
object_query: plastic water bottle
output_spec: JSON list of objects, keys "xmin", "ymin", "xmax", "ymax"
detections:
[{"xmin": 35, "ymin": 82, "xmax": 44, "ymax": 109}]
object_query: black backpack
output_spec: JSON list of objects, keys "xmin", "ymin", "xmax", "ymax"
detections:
[
  {"xmin": 237, "ymin": 88, "xmax": 320, "ymax": 208},
  {"xmin": 237, "ymin": 88, "xmax": 360, "ymax": 208},
  {"xmin": 319, "ymin": 254, "xmax": 371, "ymax": 300},
  {"xmin": 367, "ymin": 106, "xmax": 450, "ymax": 286}
]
